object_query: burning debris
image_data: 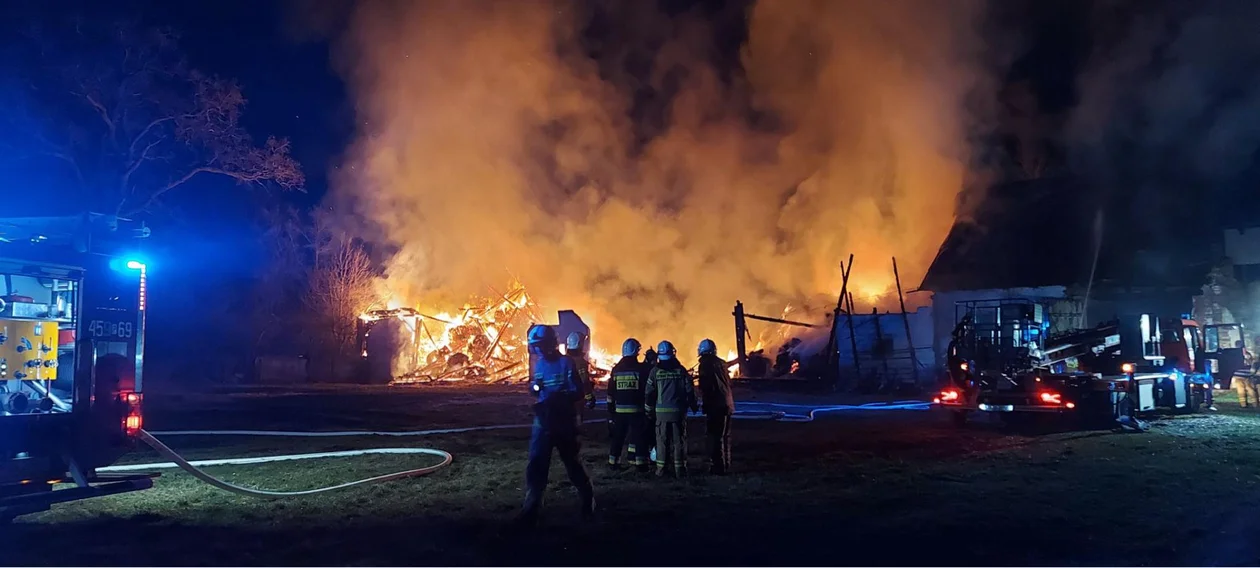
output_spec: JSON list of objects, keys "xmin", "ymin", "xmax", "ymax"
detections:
[{"xmin": 357, "ymin": 283, "xmax": 617, "ymax": 386}]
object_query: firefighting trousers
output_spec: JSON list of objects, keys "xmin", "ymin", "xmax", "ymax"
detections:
[
  {"xmin": 1236, "ymin": 377, "xmax": 1259, "ymax": 408},
  {"xmin": 654, "ymin": 418, "xmax": 687, "ymax": 472},
  {"xmin": 608, "ymin": 413, "xmax": 645, "ymax": 466},
  {"xmin": 705, "ymin": 411, "xmax": 731, "ymax": 472},
  {"xmin": 522, "ymin": 411, "xmax": 593, "ymax": 515}
]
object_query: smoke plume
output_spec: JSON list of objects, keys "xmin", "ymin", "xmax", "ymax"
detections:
[
  {"xmin": 328, "ymin": 0, "xmax": 993, "ymax": 355},
  {"xmin": 1068, "ymin": 0, "xmax": 1260, "ymax": 246}
]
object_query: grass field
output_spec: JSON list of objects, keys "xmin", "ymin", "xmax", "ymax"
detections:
[{"xmin": 9, "ymin": 385, "xmax": 1260, "ymax": 566}]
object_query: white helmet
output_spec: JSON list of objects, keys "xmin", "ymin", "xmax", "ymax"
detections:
[
  {"xmin": 566, "ymin": 332, "xmax": 584, "ymax": 352},
  {"xmin": 657, "ymin": 340, "xmax": 676, "ymax": 361},
  {"xmin": 622, "ymin": 338, "xmax": 642, "ymax": 357},
  {"xmin": 698, "ymin": 338, "xmax": 717, "ymax": 356}
]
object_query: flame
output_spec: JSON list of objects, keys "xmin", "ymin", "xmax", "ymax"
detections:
[{"xmin": 364, "ymin": 281, "xmax": 626, "ymax": 385}]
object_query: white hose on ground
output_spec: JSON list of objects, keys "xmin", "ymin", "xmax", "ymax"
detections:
[
  {"xmin": 98, "ymin": 420, "xmax": 606, "ymax": 498},
  {"xmin": 97, "ymin": 400, "xmax": 928, "ymax": 498},
  {"xmin": 95, "ymin": 430, "xmax": 454, "ymax": 498}
]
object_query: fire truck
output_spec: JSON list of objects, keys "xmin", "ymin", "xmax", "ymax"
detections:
[
  {"xmin": 0, "ymin": 214, "xmax": 155, "ymax": 521},
  {"xmin": 935, "ymin": 299, "xmax": 1214, "ymax": 427}
]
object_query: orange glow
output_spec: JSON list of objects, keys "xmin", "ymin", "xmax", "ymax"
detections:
[
  {"xmin": 1038, "ymin": 391, "xmax": 1062, "ymax": 405},
  {"xmin": 959, "ymin": 362, "xmax": 968, "ymax": 372},
  {"xmin": 1121, "ymin": 363, "xmax": 1135, "ymax": 374},
  {"xmin": 1065, "ymin": 402, "xmax": 1076, "ymax": 409}
]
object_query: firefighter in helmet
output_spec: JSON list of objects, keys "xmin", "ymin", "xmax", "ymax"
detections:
[
  {"xmin": 515, "ymin": 325, "xmax": 596, "ymax": 528},
  {"xmin": 641, "ymin": 346, "xmax": 659, "ymax": 465},
  {"xmin": 645, "ymin": 340, "xmax": 698, "ymax": 477},
  {"xmin": 607, "ymin": 338, "xmax": 651, "ymax": 470},
  {"xmin": 644, "ymin": 347, "xmax": 658, "ymax": 367},
  {"xmin": 1238, "ymin": 339, "xmax": 1260, "ymax": 409},
  {"xmin": 696, "ymin": 338, "xmax": 734, "ymax": 474},
  {"xmin": 566, "ymin": 332, "xmax": 597, "ymax": 408}
]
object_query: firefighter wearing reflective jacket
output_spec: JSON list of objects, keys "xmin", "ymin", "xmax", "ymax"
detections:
[
  {"xmin": 607, "ymin": 338, "xmax": 650, "ymax": 470},
  {"xmin": 515, "ymin": 325, "xmax": 596, "ymax": 528},
  {"xmin": 696, "ymin": 338, "xmax": 734, "ymax": 475},
  {"xmin": 645, "ymin": 340, "xmax": 698, "ymax": 477},
  {"xmin": 566, "ymin": 332, "xmax": 597, "ymax": 408}
]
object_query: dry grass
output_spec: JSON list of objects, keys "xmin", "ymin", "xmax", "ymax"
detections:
[{"xmin": 10, "ymin": 385, "xmax": 1260, "ymax": 566}]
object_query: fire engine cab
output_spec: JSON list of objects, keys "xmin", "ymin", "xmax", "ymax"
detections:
[{"xmin": 0, "ymin": 214, "xmax": 155, "ymax": 521}]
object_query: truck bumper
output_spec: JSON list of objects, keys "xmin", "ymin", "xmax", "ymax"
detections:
[
  {"xmin": 1, "ymin": 473, "xmax": 157, "ymax": 520},
  {"xmin": 936, "ymin": 402, "xmax": 1070, "ymax": 414}
]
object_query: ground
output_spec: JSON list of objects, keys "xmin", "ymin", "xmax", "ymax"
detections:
[{"xmin": 9, "ymin": 384, "xmax": 1260, "ymax": 566}]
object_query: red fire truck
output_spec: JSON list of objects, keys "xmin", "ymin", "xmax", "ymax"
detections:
[
  {"xmin": 936, "ymin": 300, "xmax": 1212, "ymax": 427},
  {"xmin": 1, "ymin": 214, "xmax": 155, "ymax": 521}
]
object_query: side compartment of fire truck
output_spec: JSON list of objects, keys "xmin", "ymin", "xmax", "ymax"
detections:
[{"xmin": 1, "ymin": 216, "xmax": 154, "ymax": 521}]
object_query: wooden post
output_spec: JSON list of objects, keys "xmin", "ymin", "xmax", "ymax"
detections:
[
  {"xmin": 827, "ymin": 255, "xmax": 855, "ymax": 386},
  {"xmin": 893, "ymin": 257, "xmax": 920, "ymax": 385}
]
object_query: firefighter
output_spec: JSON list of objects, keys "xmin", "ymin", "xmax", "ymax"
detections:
[
  {"xmin": 1238, "ymin": 339, "xmax": 1260, "ymax": 409},
  {"xmin": 641, "ymin": 346, "xmax": 659, "ymax": 466},
  {"xmin": 515, "ymin": 325, "xmax": 596, "ymax": 528},
  {"xmin": 645, "ymin": 340, "xmax": 697, "ymax": 477},
  {"xmin": 566, "ymin": 332, "xmax": 596, "ymax": 405},
  {"xmin": 607, "ymin": 338, "xmax": 650, "ymax": 469},
  {"xmin": 696, "ymin": 338, "xmax": 734, "ymax": 475}
]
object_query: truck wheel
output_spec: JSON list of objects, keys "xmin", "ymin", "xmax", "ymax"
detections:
[{"xmin": 951, "ymin": 410, "xmax": 968, "ymax": 427}]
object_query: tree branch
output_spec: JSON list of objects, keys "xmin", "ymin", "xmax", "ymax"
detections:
[
  {"xmin": 127, "ymin": 116, "xmax": 174, "ymax": 158},
  {"xmin": 127, "ymin": 166, "xmax": 273, "ymax": 216},
  {"xmin": 120, "ymin": 136, "xmax": 164, "ymax": 192},
  {"xmin": 82, "ymin": 92, "xmax": 116, "ymax": 136}
]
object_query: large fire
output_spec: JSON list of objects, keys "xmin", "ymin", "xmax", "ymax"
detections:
[
  {"xmin": 329, "ymin": 1, "xmax": 987, "ymax": 370},
  {"xmin": 361, "ymin": 282, "xmax": 620, "ymax": 385}
]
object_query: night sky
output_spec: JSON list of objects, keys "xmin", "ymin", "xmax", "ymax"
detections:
[{"xmin": 4, "ymin": 0, "xmax": 1258, "ymax": 264}]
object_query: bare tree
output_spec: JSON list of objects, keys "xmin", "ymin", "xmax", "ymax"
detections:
[
  {"xmin": 0, "ymin": 17, "xmax": 303, "ymax": 216},
  {"xmin": 304, "ymin": 231, "xmax": 377, "ymax": 355}
]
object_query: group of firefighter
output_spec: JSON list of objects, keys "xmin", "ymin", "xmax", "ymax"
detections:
[{"xmin": 515, "ymin": 325, "xmax": 734, "ymax": 527}]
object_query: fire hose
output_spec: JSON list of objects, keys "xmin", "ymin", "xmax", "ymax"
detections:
[
  {"xmin": 97, "ymin": 400, "xmax": 929, "ymax": 498},
  {"xmin": 730, "ymin": 400, "xmax": 932, "ymax": 421}
]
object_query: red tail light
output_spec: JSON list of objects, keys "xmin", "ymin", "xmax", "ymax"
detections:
[
  {"xmin": 1038, "ymin": 391, "xmax": 1062, "ymax": 405},
  {"xmin": 124, "ymin": 413, "xmax": 143, "ymax": 434},
  {"xmin": 119, "ymin": 391, "xmax": 143, "ymax": 436},
  {"xmin": 935, "ymin": 388, "xmax": 962, "ymax": 404}
]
